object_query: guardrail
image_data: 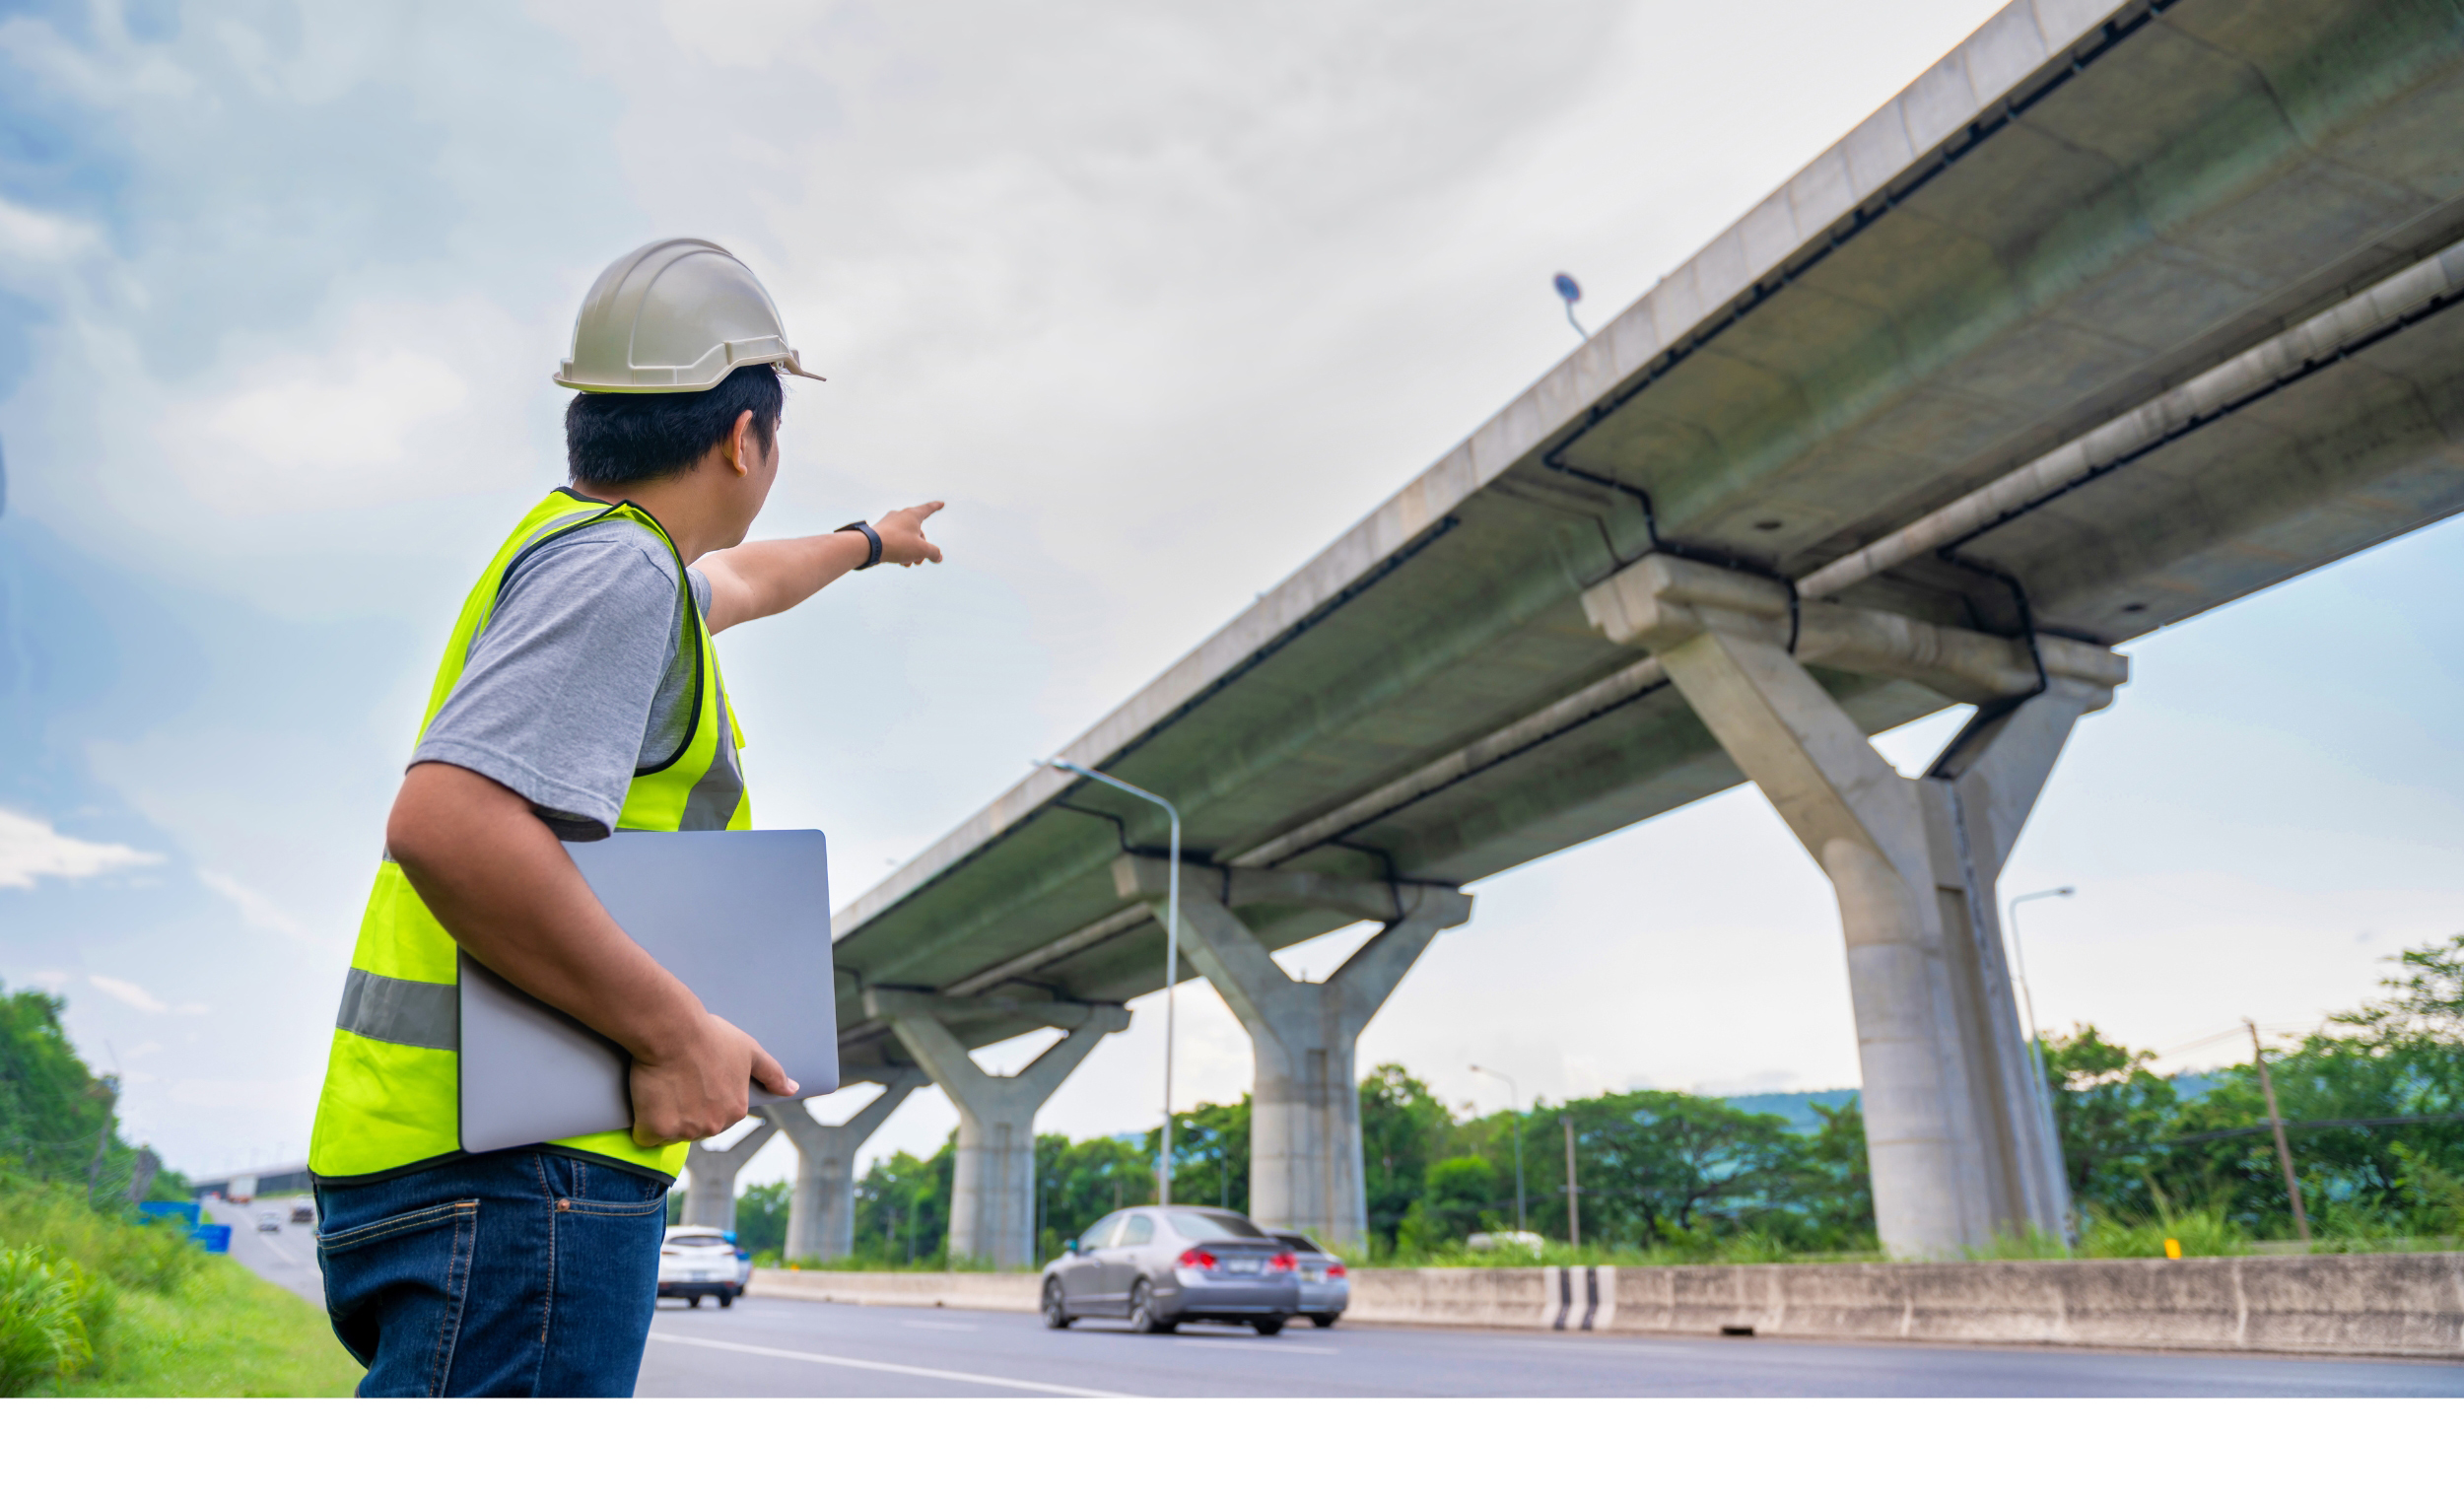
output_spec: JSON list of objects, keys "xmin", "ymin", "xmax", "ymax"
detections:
[{"xmin": 749, "ymin": 1254, "xmax": 2464, "ymax": 1358}]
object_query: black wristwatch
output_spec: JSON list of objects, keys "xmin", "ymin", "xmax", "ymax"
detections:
[{"xmin": 835, "ymin": 520, "xmax": 882, "ymax": 570}]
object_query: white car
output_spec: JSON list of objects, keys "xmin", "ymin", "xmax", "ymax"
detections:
[
  {"xmin": 659, "ymin": 1226, "xmax": 744, "ymax": 1309},
  {"xmin": 255, "ymin": 1206, "xmax": 283, "ymax": 1233}
]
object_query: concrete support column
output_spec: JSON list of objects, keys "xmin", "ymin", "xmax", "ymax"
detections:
[
  {"xmin": 682, "ymin": 1116, "xmax": 780, "ymax": 1233},
  {"xmin": 1584, "ymin": 554, "xmax": 2125, "ymax": 1257},
  {"xmin": 765, "ymin": 1070, "xmax": 924, "ymax": 1264},
  {"xmin": 1116, "ymin": 855, "xmax": 1472, "ymax": 1248},
  {"xmin": 876, "ymin": 1002, "xmax": 1129, "ymax": 1268}
]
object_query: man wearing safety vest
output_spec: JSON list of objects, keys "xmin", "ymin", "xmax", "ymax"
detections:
[{"xmin": 307, "ymin": 239, "xmax": 941, "ymax": 1397}]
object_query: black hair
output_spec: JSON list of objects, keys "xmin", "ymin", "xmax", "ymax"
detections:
[{"xmin": 564, "ymin": 362, "xmax": 784, "ymax": 488}]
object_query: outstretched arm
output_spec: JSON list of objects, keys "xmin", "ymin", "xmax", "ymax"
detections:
[{"xmin": 699, "ymin": 501, "xmax": 944, "ymax": 633}]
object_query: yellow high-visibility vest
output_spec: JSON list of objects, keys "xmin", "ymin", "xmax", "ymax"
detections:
[{"xmin": 308, "ymin": 490, "xmax": 749, "ymax": 1182}]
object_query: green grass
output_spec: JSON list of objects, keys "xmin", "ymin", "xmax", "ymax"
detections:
[
  {"xmin": 48, "ymin": 1256, "xmax": 362, "ymax": 1398},
  {"xmin": 2, "ymin": 1178, "xmax": 362, "ymax": 1397}
]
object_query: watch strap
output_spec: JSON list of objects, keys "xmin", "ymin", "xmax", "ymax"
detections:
[{"xmin": 835, "ymin": 520, "xmax": 883, "ymax": 570}]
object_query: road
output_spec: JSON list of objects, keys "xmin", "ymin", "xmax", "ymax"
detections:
[
  {"xmin": 635, "ymin": 1297, "xmax": 2464, "ymax": 1399},
  {"xmin": 176, "ymin": 1215, "xmax": 2461, "ymax": 1398},
  {"xmin": 201, "ymin": 1196, "xmax": 326, "ymax": 1307}
]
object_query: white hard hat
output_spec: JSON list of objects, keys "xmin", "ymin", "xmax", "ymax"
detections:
[{"xmin": 554, "ymin": 239, "xmax": 825, "ymax": 393}]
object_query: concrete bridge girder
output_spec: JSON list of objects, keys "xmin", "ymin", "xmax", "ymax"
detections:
[
  {"xmin": 764, "ymin": 1070, "xmax": 926, "ymax": 1264},
  {"xmin": 867, "ymin": 993, "xmax": 1130, "ymax": 1268},
  {"xmin": 1114, "ymin": 855, "xmax": 1472, "ymax": 1249},
  {"xmin": 1586, "ymin": 553, "xmax": 2125, "ymax": 1257}
]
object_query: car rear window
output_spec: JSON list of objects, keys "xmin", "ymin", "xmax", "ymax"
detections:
[
  {"xmin": 1168, "ymin": 1209, "xmax": 1267, "ymax": 1241},
  {"xmin": 1276, "ymin": 1234, "xmax": 1323, "ymax": 1253},
  {"xmin": 666, "ymin": 1235, "xmax": 729, "ymax": 1248}
]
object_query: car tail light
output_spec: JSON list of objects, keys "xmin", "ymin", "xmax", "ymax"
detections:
[
  {"xmin": 1327, "ymin": 1263, "xmax": 1347, "ymax": 1279},
  {"xmin": 1178, "ymin": 1247, "xmax": 1216, "ymax": 1269},
  {"xmin": 1267, "ymin": 1251, "xmax": 1297, "ymax": 1272}
]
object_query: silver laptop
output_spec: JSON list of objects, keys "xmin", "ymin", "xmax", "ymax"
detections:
[{"xmin": 457, "ymin": 828, "xmax": 839, "ymax": 1155}]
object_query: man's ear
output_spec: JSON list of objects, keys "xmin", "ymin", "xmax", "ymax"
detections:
[{"xmin": 725, "ymin": 410, "xmax": 755, "ymax": 477}]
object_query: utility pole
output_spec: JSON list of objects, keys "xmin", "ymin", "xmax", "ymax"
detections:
[
  {"xmin": 2247, "ymin": 1020, "xmax": 2310, "ymax": 1244},
  {"xmin": 1561, "ymin": 1115, "xmax": 1581, "ymax": 1250}
]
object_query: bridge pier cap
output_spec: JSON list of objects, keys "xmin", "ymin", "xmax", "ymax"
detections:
[
  {"xmin": 765, "ymin": 1070, "xmax": 925, "ymax": 1264},
  {"xmin": 1586, "ymin": 553, "xmax": 2125, "ymax": 1258},
  {"xmin": 865, "ymin": 991, "xmax": 1129, "ymax": 1269},
  {"xmin": 1114, "ymin": 855, "xmax": 1471, "ymax": 1249}
]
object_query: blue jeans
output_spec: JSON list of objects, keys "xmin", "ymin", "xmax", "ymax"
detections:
[{"xmin": 314, "ymin": 1150, "xmax": 667, "ymax": 1398}]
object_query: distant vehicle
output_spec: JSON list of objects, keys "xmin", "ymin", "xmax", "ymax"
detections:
[
  {"xmin": 289, "ymin": 1200, "xmax": 315, "ymax": 1225},
  {"xmin": 659, "ymin": 1226, "xmax": 741, "ymax": 1308},
  {"xmin": 1467, "ymin": 1231, "xmax": 1544, "ymax": 1254},
  {"xmin": 254, "ymin": 1206, "xmax": 282, "ymax": 1233},
  {"xmin": 1265, "ymin": 1228, "xmax": 1348, "ymax": 1328},
  {"xmin": 1042, "ymin": 1205, "xmax": 1301, "ymax": 1335},
  {"xmin": 733, "ymin": 1240, "xmax": 753, "ymax": 1294},
  {"xmin": 229, "ymin": 1174, "xmax": 258, "ymax": 1204}
]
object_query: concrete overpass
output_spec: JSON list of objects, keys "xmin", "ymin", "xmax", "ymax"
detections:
[{"xmin": 710, "ymin": 0, "xmax": 2464, "ymax": 1263}]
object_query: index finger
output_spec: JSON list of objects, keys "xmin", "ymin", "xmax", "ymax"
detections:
[
  {"xmin": 910, "ymin": 500, "xmax": 945, "ymax": 518},
  {"xmin": 750, "ymin": 1044, "xmax": 797, "ymax": 1098}
]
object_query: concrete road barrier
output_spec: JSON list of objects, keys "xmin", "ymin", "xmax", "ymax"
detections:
[
  {"xmin": 750, "ymin": 1267, "xmax": 1039, "ymax": 1312},
  {"xmin": 751, "ymin": 1254, "xmax": 2464, "ymax": 1358}
]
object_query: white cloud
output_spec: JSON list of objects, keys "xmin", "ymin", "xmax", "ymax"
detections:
[
  {"xmin": 201, "ymin": 349, "xmax": 470, "ymax": 471},
  {"xmin": 88, "ymin": 974, "xmax": 168, "ymax": 1014},
  {"xmin": 0, "ymin": 808, "xmax": 165, "ymax": 889},
  {"xmin": 0, "ymin": 194, "xmax": 103, "ymax": 261},
  {"xmin": 198, "ymin": 869, "xmax": 317, "ymax": 944}
]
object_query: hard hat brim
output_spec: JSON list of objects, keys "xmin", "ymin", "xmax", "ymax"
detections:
[{"xmin": 553, "ymin": 352, "xmax": 825, "ymax": 394}]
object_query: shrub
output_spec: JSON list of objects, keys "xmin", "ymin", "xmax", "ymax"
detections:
[
  {"xmin": 0, "ymin": 1248, "xmax": 94, "ymax": 1396},
  {"xmin": 0, "ymin": 1177, "xmax": 201, "ymax": 1295}
]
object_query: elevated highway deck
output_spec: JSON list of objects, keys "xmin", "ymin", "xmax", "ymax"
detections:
[{"xmin": 764, "ymin": 0, "xmax": 2464, "ymax": 1262}]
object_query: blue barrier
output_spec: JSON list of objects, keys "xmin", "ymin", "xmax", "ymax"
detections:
[
  {"xmin": 188, "ymin": 1223, "xmax": 232, "ymax": 1255},
  {"xmin": 138, "ymin": 1200, "xmax": 200, "ymax": 1227}
]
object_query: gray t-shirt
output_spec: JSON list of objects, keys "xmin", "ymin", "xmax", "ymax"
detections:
[{"xmin": 412, "ymin": 514, "xmax": 734, "ymax": 840}]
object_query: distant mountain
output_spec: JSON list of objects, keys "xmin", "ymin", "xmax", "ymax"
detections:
[{"xmin": 1721, "ymin": 1088, "xmax": 1860, "ymax": 1133}]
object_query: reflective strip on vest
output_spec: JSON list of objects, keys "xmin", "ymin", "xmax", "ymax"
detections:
[{"xmin": 308, "ymin": 490, "xmax": 742, "ymax": 1181}]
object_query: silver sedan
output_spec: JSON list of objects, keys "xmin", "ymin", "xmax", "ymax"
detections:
[{"xmin": 1042, "ymin": 1205, "xmax": 1302, "ymax": 1335}]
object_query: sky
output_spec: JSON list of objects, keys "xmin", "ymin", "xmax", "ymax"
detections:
[{"xmin": 2, "ymin": 0, "xmax": 2459, "ymax": 1192}]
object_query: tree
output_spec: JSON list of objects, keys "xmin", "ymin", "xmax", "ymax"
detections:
[
  {"xmin": 1422, "ymin": 1156, "xmax": 1498, "ymax": 1240},
  {"xmin": 848, "ymin": 1140, "xmax": 955, "ymax": 1266},
  {"xmin": 0, "ymin": 983, "xmax": 176, "ymax": 1203},
  {"xmin": 1143, "ymin": 1096, "xmax": 1249, "ymax": 1215},
  {"xmin": 1036, "ymin": 1132, "xmax": 1153, "ymax": 1262},
  {"xmin": 733, "ymin": 1181, "xmax": 790, "ymax": 1260},
  {"xmin": 1360, "ymin": 1064, "xmax": 1451, "ymax": 1247},
  {"xmin": 2042, "ymin": 1025, "xmax": 2180, "ymax": 1220}
]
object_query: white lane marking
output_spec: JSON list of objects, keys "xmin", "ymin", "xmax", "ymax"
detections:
[
  {"xmin": 647, "ymin": 1332, "xmax": 1135, "ymax": 1399},
  {"xmin": 1171, "ymin": 1338, "xmax": 1335, "ymax": 1354},
  {"xmin": 899, "ymin": 1321, "xmax": 980, "ymax": 1332},
  {"xmin": 257, "ymin": 1234, "xmax": 302, "ymax": 1266}
]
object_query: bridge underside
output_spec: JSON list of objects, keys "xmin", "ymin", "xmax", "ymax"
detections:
[{"xmin": 838, "ymin": 0, "xmax": 2464, "ymax": 1085}]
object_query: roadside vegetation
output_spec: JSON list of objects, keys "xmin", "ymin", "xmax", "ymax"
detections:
[
  {"xmin": 0, "ymin": 982, "xmax": 361, "ymax": 1397},
  {"xmin": 734, "ymin": 933, "xmax": 2464, "ymax": 1269}
]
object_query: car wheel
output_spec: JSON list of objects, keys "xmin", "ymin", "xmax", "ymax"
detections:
[
  {"xmin": 1309, "ymin": 1314, "xmax": 1338, "ymax": 1329},
  {"xmin": 1126, "ymin": 1278, "xmax": 1173, "ymax": 1334},
  {"xmin": 1252, "ymin": 1317, "xmax": 1286, "ymax": 1336},
  {"xmin": 1042, "ymin": 1280, "xmax": 1074, "ymax": 1330},
  {"xmin": 687, "ymin": 1295, "xmax": 702, "ymax": 1309},
  {"xmin": 718, "ymin": 1291, "xmax": 734, "ymax": 1309}
]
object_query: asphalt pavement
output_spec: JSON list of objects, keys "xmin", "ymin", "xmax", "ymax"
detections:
[{"xmin": 634, "ymin": 1295, "xmax": 2464, "ymax": 1399}]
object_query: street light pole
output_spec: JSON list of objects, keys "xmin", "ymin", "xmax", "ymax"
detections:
[
  {"xmin": 2007, "ymin": 886, "xmax": 2075, "ymax": 1181},
  {"xmin": 1043, "ymin": 759, "xmax": 1181, "ymax": 1206},
  {"xmin": 1470, "ymin": 1064, "xmax": 1525, "ymax": 1234}
]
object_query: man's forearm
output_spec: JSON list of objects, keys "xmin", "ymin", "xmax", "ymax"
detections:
[
  {"xmin": 386, "ymin": 762, "xmax": 703, "ymax": 1062},
  {"xmin": 701, "ymin": 532, "xmax": 870, "ymax": 630}
]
